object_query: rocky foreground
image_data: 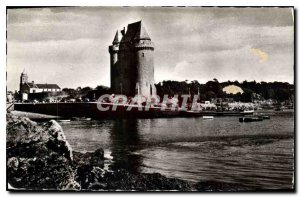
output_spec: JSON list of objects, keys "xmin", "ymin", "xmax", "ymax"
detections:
[{"xmin": 6, "ymin": 113, "xmax": 250, "ymax": 191}]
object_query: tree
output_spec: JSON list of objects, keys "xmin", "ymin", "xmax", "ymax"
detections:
[
  {"xmin": 83, "ymin": 85, "xmax": 111, "ymax": 100},
  {"xmin": 76, "ymin": 87, "xmax": 82, "ymax": 92},
  {"xmin": 240, "ymin": 88, "xmax": 254, "ymax": 102},
  {"xmin": 80, "ymin": 86, "xmax": 93, "ymax": 96},
  {"xmin": 62, "ymin": 88, "xmax": 77, "ymax": 98}
]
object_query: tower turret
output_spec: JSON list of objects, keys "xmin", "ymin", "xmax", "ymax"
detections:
[
  {"xmin": 133, "ymin": 21, "xmax": 156, "ymax": 97},
  {"xmin": 109, "ymin": 31, "xmax": 120, "ymax": 93}
]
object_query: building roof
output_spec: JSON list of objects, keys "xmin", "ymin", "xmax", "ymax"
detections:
[
  {"xmin": 25, "ymin": 83, "xmax": 38, "ymax": 88},
  {"xmin": 134, "ymin": 22, "xmax": 151, "ymax": 40},
  {"xmin": 25, "ymin": 83, "xmax": 60, "ymax": 89},
  {"xmin": 36, "ymin": 84, "xmax": 61, "ymax": 89},
  {"xmin": 121, "ymin": 21, "xmax": 151, "ymax": 43}
]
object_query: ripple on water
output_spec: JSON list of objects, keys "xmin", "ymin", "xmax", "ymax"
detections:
[{"xmin": 138, "ymin": 137, "xmax": 293, "ymax": 189}]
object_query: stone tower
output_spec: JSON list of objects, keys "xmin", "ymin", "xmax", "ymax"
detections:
[
  {"xmin": 109, "ymin": 21, "xmax": 156, "ymax": 97},
  {"xmin": 20, "ymin": 69, "xmax": 28, "ymax": 84},
  {"xmin": 19, "ymin": 69, "xmax": 28, "ymax": 93}
]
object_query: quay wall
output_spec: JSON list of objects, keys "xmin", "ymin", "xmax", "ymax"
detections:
[
  {"xmin": 13, "ymin": 103, "xmax": 251, "ymax": 119},
  {"xmin": 14, "ymin": 103, "xmax": 179, "ymax": 119}
]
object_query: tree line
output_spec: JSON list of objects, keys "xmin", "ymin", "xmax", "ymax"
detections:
[
  {"xmin": 62, "ymin": 79, "xmax": 294, "ymax": 103},
  {"xmin": 155, "ymin": 79, "xmax": 294, "ymax": 103}
]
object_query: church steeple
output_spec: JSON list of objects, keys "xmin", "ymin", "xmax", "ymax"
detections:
[
  {"xmin": 22, "ymin": 68, "xmax": 27, "ymax": 74},
  {"xmin": 20, "ymin": 69, "xmax": 28, "ymax": 84},
  {"xmin": 112, "ymin": 30, "xmax": 119, "ymax": 44}
]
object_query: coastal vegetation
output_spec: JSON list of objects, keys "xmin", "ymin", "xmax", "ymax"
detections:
[
  {"xmin": 62, "ymin": 80, "xmax": 293, "ymax": 104},
  {"xmin": 155, "ymin": 79, "xmax": 294, "ymax": 103}
]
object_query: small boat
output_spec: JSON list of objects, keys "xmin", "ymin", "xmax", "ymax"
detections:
[
  {"xmin": 239, "ymin": 117, "xmax": 263, "ymax": 123},
  {"xmin": 240, "ymin": 109, "xmax": 255, "ymax": 115},
  {"xmin": 203, "ymin": 116, "xmax": 214, "ymax": 119},
  {"xmin": 258, "ymin": 115, "xmax": 270, "ymax": 119}
]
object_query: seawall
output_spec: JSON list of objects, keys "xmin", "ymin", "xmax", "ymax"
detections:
[{"xmin": 14, "ymin": 102, "xmax": 180, "ymax": 119}]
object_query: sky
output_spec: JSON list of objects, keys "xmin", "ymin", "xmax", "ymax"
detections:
[{"xmin": 7, "ymin": 7, "xmax": 294, "ymax": 91}]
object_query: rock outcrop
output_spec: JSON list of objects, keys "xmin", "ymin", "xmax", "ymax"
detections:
[
  {"xmin": 7, "ymin": 114, "xmax": 80, "ymax": 190},
  {"xmin": 89, "ymin": 169, "xmax": 194, "ymax": 191},
  {"xmin": 73, "ymin": 149, "xmax": 105, "ymax": 189}
]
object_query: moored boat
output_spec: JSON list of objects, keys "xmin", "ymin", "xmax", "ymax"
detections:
[
  {"xmin": 240, "ymin": 109, "xmax": 255, "ymax": 115},
  {"xmin": 239, "ymin": 116, "xmax": 263, "ymax": 122},
  {"xmin": 257, "ymin": 115, "xmax": 270, "ymax": 119}
]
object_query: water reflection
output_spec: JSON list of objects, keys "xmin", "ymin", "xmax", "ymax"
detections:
[{"xmin": 109, "ymin": 119, "xmax": 143, "ymax": 174}]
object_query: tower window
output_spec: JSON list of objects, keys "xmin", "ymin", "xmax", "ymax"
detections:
[{"xmin": 142, "ymin": 52, "xmax": 144, "ymax": 57}]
